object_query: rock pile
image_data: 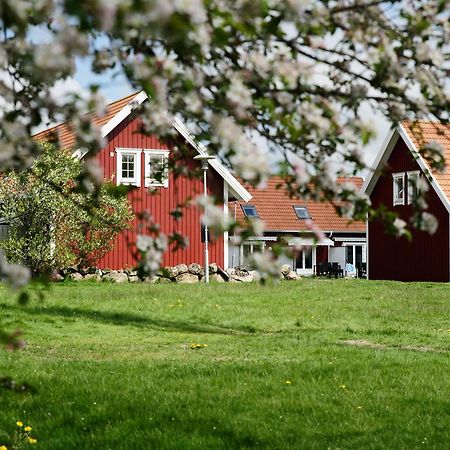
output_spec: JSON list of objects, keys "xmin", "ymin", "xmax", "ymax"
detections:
[{"xmin": 56, "ymin": 263, "xmax": 301, "ymax": 283}]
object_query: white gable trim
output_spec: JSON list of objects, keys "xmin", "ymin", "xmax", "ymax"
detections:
[
  {"xmin": 361, "ymin": 125, "xmax": 450, "ymax": 213},
  {"xmin": 92, "ymin": 91, "xmax": 251, "ymax": 202},
  {"xmin": 361, "ymin": 128, "xmax": 398, "ymax": 196},
  {"xmin": 171, "ymin": 117, "xmax": 252, "ymax": 202},
  {"xmin": 102, "ymin": 91, "xmax": 148, "ymax": 138},
  {"xmin": 398, "ymin": 124, "xmax": 450, "ymax": 213}
]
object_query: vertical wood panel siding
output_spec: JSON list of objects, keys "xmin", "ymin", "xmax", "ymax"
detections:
[
  {"xmin": 96, "ymin": 116, "xmax": 224, "ymax": 270},
  {"xmin": 369, "ymin": 139, "xmax": 449, "ymax": 282}
]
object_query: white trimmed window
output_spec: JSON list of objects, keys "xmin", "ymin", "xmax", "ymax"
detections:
[
  {"xmin": 407, "ymin": 170, "xmax": 420, "ymax": 205},
  {"xmin": 116, "ymin": 148, "xmax": 142, "ymax": 187},
  {"xmin": 144, "ymin": 150, "xmax": 169, "ymax": 188},
  {"xmin": 392, "ymin": 172, "xmax": 405, "ymax": 206}
]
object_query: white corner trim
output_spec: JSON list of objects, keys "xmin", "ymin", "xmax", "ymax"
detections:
[
  {"xmin": 361, "ymin": 128, "xmax": 399, "ymax": 196},
  {"xmin": 398, "ymin": 124, "xmax": 450, "ymax": 213},
  {"xmin": 115, "ymin": 148, "xmax": 142, "ymax": 187},
  {"xmin": 223, "ymin": 182, "xmax": 229, "ymax": 269}
]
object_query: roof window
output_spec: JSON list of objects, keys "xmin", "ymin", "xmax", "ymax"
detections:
[
  {"xmin": 293, "ymin": 206, "xmax": 311, "ymax": 220},
  {"xmin": 241, "ymin": 204, "xmax": 259, "ymax": 218}
]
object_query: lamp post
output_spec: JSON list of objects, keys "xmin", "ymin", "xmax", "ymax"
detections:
[{"xmin": 193, "ymin": 153, "xmax": 216, "ymax": 283}]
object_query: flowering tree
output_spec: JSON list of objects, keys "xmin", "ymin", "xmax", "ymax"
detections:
[{"xmin": 0, "ymin": 0, "xmax": 448, "ymax": 284}]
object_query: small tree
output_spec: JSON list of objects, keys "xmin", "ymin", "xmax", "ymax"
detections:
[{"xmin": 0, "ymin": 143, "xmax": 133, "ymax": 274}]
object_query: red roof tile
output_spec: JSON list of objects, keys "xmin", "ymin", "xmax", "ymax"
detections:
[
  {"xmin": 402, "ymin": 121, "xmax": 450, "ymax": 202},
  {"xmin": 33, "ymin": 92, "xmax": 139, "ymax": 148},
  {"xmin": 231, "ymin": 177, "xmax": 366, "ymax": 232}
]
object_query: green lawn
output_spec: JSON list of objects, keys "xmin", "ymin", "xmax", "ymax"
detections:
[{"xmin": 0, "ymin": 279, "xmax": 449, "ymax": 449}]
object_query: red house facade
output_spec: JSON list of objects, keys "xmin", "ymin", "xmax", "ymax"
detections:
[
  {"xmin": 362, "ymin": 122, "xmax": 450, "ymax": 282},
  {"xmin": 35, "ymin": 92, "xmax": 251, "ymax": 270}
]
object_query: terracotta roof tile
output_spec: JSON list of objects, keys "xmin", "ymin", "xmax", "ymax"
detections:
[
  {"xmin": 230, "ymin": 177, "xmax": 366, "ymax": 232},
  {"xmin": 33, "ymin": 92, "xmax": 139, "ymax": 149},
  {"xmin": 402, "ymin": 121, "xmax": 450, "ymax": 201}
]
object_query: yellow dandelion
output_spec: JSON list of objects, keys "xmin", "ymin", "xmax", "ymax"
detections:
[
  {"xmin": 16, "ymin": 421, "xmax": 23, "ymax": 427},
  {"xmin": 24, "ymin": 426, "xmax": 32, "ymax": 432},
  {"xmin": 0, "ymin": 445, "xmax": 8, "ymax": 450},
  {"xmin": 285, "ymin": 380, "xmax": 292, "ymax": 385},
  {"xmin": 27, "ymin": 438, "xmax": 37, "ymax": 445}
]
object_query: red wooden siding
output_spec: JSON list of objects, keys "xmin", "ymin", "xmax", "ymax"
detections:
[
  {"xmin": 95, "ymin": 115, "xmax": 224, "ymax": 270},
  {"xmin": 369, "ymin": 138, "xmax": 449, "ymax": 282}
]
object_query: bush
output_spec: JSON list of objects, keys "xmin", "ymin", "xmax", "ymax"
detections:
[{"xmin": 0, "ymin": 143, "xmax": 133, "ymax": 274}]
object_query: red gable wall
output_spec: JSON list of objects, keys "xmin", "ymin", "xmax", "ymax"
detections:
[
  {"xmin": 369, "ymin": 138, "xmax": 449, "ymax": 282},
  {"xmin": 95, "ymin": 115, "xmax": 224, "ymax": 270}
]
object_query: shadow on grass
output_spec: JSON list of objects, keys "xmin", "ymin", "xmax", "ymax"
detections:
[{"xmin": 1, "ymin": 303, "xmax": 257, "ymax": 336}]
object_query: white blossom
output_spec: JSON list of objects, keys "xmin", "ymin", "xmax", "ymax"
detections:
[
  {"xmin": 226, "ymin": 76, "xmax": 252, "ymax": 118},
  {"xmin": 393, "ymin": 218, "xmax": 408, "ymax": 237},
  {"xmin": 137, "ymin": 234, "xmax": 168, "ymax": 274},
  {"xmin": 419, "ymin": 212, "xmax": 438, "ymax": 235}
]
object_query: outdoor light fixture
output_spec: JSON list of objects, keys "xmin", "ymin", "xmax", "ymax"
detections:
[{"xmin": 193, "ymin": 153, "xmax": 216, "ymax": 283}]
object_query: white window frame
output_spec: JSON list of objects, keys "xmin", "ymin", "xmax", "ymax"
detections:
[
  {"xmin": 392, "ymin": 172, "xmax": 405, "ymax": 206},
  {"xmin": 407, "ymin": 170, "xmax": 420, "ymax": 205},
  {"xmin": 144, "ymin": 150, "xmax": 169, "ymax": 188},
  {"xmin": 116, "ymin": 148, "xmax": 142, "ymax": 187}
]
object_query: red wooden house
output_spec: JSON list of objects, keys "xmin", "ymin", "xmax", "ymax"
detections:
[
  {"xmin": 230, "ymin": 177, "xmax": 366, "ymax": 276},
  {"xmin": 34, "ymin": 91, "xmax": 251, "ymax": 270},
  {"xmin": 362, "ymin": 122, "xmax": 450, "ymax": 282}
]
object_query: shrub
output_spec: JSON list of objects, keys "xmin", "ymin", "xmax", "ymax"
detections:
[{"xmin": 0, "ymin": 143, "xmax": 133, "ymax": 274}]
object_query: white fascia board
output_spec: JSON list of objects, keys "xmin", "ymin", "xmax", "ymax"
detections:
[
  {"xmin": 171, "ymin": 117, "xmax": 252, "ymax": 202},
  {"xmin": 361, "ymin": 128, "xmax": 399, "ymax": 196},
  {"xmin": 101, "ymin": 91, "xmax": 148, "ymax": 138},
  {"xmin": 398, "ymin": 124, "xmax": 450, "ymax": 213}
]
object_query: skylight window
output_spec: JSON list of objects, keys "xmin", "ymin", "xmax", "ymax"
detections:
[
  {"xmin": 294, "ymin": 206, "xmax": 310, "ymax": 220},
  {"xmin": 241, "ymin": 204, "xmax": 259, "ymax": 218}
]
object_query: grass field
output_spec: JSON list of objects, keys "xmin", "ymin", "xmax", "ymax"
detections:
[{"xmin": 0, "ymin": 279, "xmax": 449, "ymax": 449}]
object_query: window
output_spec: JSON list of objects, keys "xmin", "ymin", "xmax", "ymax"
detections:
[
  {"xmin": 241, "ymin": 204, "xmax": 259, "ymax": 218},
  {"xmin": 407, "ymin": 171, "xmax": 420, "ymax": 205},
  {"xmin": 392, "ymin": 172, "xmax": 405, "ymax": 206},
  {"xmin": 293, "ymin": 206, "xmax": 311, "ymax": 219},
  {"xmin": 144, "ymin": 150, "xmax": 169, "ymax": 188},
  {"xmin": 116, "ymin": 148, "xmax": 142, "ymax": 186}
]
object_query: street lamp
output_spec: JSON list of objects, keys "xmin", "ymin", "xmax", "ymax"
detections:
[{"xmin": 194, "ymin": 153, "xmax": 216, "ymax": 283}]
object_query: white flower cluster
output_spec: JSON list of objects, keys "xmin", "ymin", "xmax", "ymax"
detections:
[
  {"xmin": 213, "ymin": 116, "xmax": 271, "ymax": 186},
  {"xmin": 196, "ymin": 195, "xmax": 234, "ymax": 233},
  {"xmin": 136, "ymin": 234, "xmax": 168, "ymax": 274},
  {"xmin": 247, "ymin": 252, "xmax": 281, "ymax": 282}
]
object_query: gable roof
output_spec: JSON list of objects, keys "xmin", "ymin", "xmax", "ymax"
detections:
[
  {"xmin": 362, "ymin": 121, "xmax": 450, "ymax": 213},
  {"xmin": 231, "ymin": 176, "xmax": 366, "ymax": 232},
  {"xmin": 33, "ymin": 91, "xmax": 252, "ymax": 202},
  {"xmin": 33, "ymin": 92, "xmax": 139, "ymax": 149}
]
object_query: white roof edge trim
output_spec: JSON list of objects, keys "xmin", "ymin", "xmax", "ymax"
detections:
[
  {"xmin": 171, "ymin": 117, "xmax": 252, "ymax": 202},
  {"xmin": 398, "ymin": 124, "xmax": 450, "ymax": 213},
  {"xmin": 92, "ymin": 91, "xmax": 252, "ymax": 202},
  {"xmin": 361, "ymin": 128, "xmax": 399, "ymax": 196},
  {"xmin": 101, "ymin": 91, "xmax": 148, "ymax": 138}
]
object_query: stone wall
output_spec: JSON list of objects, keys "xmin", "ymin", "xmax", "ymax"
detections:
[{"xmin": 56, "ymin": 263, "xmax": 301, "ymax": 283}]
